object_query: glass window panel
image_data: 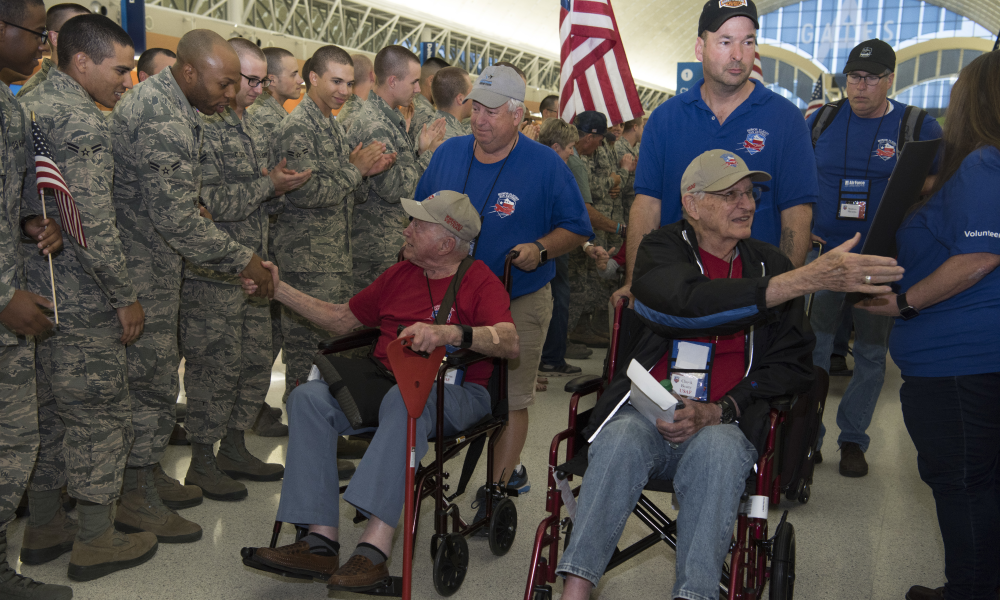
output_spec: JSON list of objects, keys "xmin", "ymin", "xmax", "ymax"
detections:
[
  {"xmin": 860, "ymin": 0, "xmax": 879, "ymax": 41},
  {"xmin": 898, "ymin": 0, "xmax": 921, "ymax": 43},
  {"xmin": 760, "ymin": 56, "xmax": 777, "ymax": 83},
  {"xmin": 942, "ymin": 9, "xmax": 960, "ymax": 31},
  {"xmin": 761, "ymin": 12, "xmax": 778, "ymax": 40},
  {"xmin": 961, "ymin": 49, "xmax": 982, "ymax": 69},
  {"xmin": 781, "ymin": 6, "xmax": 800, "ymax": 45},
  {"xmin": 896, "ymin": 57, "xmax": 916, "ymax": 89},
  {"xmin": 796, "ymin": 72, "xmax": 814, "ymax": 103},
  {"xmin": 777, "ymin": 60, "xmax": 796, "ymax": 93},
  {"xmin": 881, "ymin": 0, "xmax": 901, "ymax": 44},
  {"xmin": 939, "ymin": 49, "xmax": 960, "ymax": 75},
  {"xmin": 918, "ymin": 52, "xmax": 938, "ymax": 82},
  {"xmin": 798, "ymin": 0, "xmax": 817, "ymax": 54},
  {"xmin": 921, "ymin": 5, "xmax": 940, "ymax": 36}
]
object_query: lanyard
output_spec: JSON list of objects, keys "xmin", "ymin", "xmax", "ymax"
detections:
[{"xmin": 843, "ymin": 101, "xmax": 889, "ymax": 180}]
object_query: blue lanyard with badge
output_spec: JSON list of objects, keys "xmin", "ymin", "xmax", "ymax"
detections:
[{"xmin": 837, "ymin": 104, "xmax": 889, "ymax": 221}]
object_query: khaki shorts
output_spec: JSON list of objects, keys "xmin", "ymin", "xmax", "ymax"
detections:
[{"xmin": 507, "ymin": 284, "xmax": 553, "ymax": 411}]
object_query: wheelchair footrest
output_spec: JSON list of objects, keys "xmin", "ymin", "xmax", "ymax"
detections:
[{"xmin": 353, "ymin": 576, "xmax": 404, "ymax": 597}]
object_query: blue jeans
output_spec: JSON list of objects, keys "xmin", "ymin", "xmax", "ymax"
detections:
[
  {"xmin": 541, "ymin": 254, "xmax": 570, "ymax": 367},
  {"xmin": 276, "ymin": 379, "xmax": 492, "ymax": 529},
  {"xmin": 808, "ymin": 248, "xmax": 893, "ymax": 452},
  {"xmin": 556, "ymin": 405, "xmax": 757, "ymax": 600},
  {"xmin": 900, "ymin": 372, "xmax": 1000, "ymax": 600}
]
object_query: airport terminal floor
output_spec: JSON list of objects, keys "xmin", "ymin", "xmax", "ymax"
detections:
[{"xmin": 6, "ymin": 350, "xmax": 943, "ymax": 600}]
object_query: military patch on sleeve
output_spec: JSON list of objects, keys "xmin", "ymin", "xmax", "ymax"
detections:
[
  {"xmin": 149, "ymin": 160, "xmax": 182, "ymax": 177},
  {"xmin": 66, "ymin": 142, "xmax": 104, "ymax": 159}
]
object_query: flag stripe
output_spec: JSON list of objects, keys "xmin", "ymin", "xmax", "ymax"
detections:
[{"xmin": 30, "ymin": 117, "xmax": 87, "ymax": 248}]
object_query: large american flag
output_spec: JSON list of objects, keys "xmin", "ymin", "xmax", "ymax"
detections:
[
  {"xmin": 804, "ymin": 77, "xmax": 825, "ymax": 119},
  {"xmin": 750, "ymin": 51, "xmax": 763, "ymax": 82},
  {"xmin": 558, "ymin": 0, "xmax": 643, "ymax": 125},
  {"xmin": 30, "ymin": 114, "xmax": 86, "ymax": 248}
]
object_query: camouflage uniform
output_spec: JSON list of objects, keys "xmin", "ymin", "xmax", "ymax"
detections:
[
  {"xmin": 583, "ymin": 142, "xmax": 622, "ymax": 315},
  {"xmin": 335, "ymin": 93, "xmax": 364, "ymax": 128},
  {"xmin": 566, "ymin": 151, "xmax": 598, "ymax": 331},
  {"xmin": 20, "ymin": 70, "xmax": 136, "ymax": 505},
  {"xmin": 614, "ymin": 136, "xmax": 639, "ymax": 219},
  {"xmin": 407, "ymin": 92, "xmax": 436, "ymax": 142},
  {"xmin": 14, "ymin": 57, "xmax": 53, "ymax": 99},
  {"xmin": 180, "ymin": 106, "xmax": 277, "ymax": 444},
  {"xmin": 435, "ymin": 109, "xmax": 471, "ymax": 140},
  {"xmin": 247, "ymin": 92, "xmax": 289, "ymax": 364},
  {"xmin": 274, "ymin": 94, "xmax": 362, "ymax": 394},
  {"xmin": 111, "ymin": 67, "xmax": 254, "ymax": 468},
  {"xmin": 344, "ymin": 90, "xmax": 433, "ymax": 293},
  {"xmin": 0, "ymin": 83, "xmax": 39, "ymax": 531}
]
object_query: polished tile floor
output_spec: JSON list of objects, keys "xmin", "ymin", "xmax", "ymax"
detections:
[{"xmin": 8, "ymin": 351, "xmax": 945, "ymax": 600}]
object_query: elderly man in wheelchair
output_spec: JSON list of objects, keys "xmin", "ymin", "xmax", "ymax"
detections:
[
  {"xmin": 239, "ymin": 190, "xmax": 519, "ymax": 592},
  {"xmin": 556, "ymin": 150, "xmax": 906, "ymax": 600}
]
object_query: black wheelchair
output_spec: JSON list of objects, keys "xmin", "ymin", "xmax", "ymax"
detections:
[
  {"xmin": 241, "ymin": 254, "xmax": 519, "ymax": 597},
  {"xmin": 525, "ymin": 298, "xmax": 815, "ymax": 600}
]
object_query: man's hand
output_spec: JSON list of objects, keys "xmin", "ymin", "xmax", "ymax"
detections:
[
  {"xmin": 24, "ymin": 216, "xmax": 63, "ymax": 255},
  {"xmin": 419, "ymin": 118, "xmax": 446, "ymax": 154},
  {"xmin": 349, "ymin": 141, "xmax": 388, "ymax": 175},
  {"xmin": 0, "ymin": 289, "xmax": 54, "ymax": 336},
  {"xmin": 855, "ymin": 293, "xmax": 902, "ymax": 317},
  {"xmin": 264, "ymin": 158, "xmax": 313, "ymax": 196},
  {"xmin": 610, "ymin": 283, "xmax": 634, "ymax": 309},
  {"xmin": 365, "ymin": 152, "xmax": 397, "ymax": 177},
  {"xmin": 799, "ymin": 234, "xmax": 904, "ymax": 294},
  {"xmin": 620, "ymin": 154, "xmax": 636, "ymax": 172},
  {"xmin": 397, "ymin": 321, "xmax": 458, "ymax": 353},
  {"xmin": 240, "ymin": 253, "xmax": 274, "ymax": 298},
  {"xmin": 117, "ymin": 301, "xmax": 144, "ymax": 345},
  {"xmin": 241, "ymin": 260, "xmax": 280, "ymax": 296},
  {"xmin": 510, "ymin": 242, "xmax": 543, "ymax": 272},
  {"xmin": 198, "ymin": 204, "xmax": 213, "ymax": 221},
  {"xmin": 584, "ymin": 243, "xmax": 609, "ymax": 262},
  {"xmin": 520, "ymin": 121, "xmax": 540, "ymax": 141},
  {"xmin": 656, "ymin": 401, "xmax": 722, "ymax": 445},
  {"xmin": 609, "ymin": 173, "xmax": 622, "ymax": 198},
  {"xmin": 810, "ymin": 233, "xmax": 827, "ymax": 245}
]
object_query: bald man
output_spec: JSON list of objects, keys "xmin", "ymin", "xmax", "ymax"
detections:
[
  {"xmin": 336, "ymin": 52, "xmax": 372, "ymax": 125},
  {"xmin": 110, "ymin": 29, "xmax": 274, "ymax": 543},
  {"xmin": 15, "ymin": 2, "xmax": 89, "ymax": 98}
]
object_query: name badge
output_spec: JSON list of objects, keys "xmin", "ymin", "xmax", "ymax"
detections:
[{"xmin": 838, "ymin": 177, "xmax": 870, "ymax": 221}]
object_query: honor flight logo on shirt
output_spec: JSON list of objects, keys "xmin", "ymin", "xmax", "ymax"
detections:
[
  {"xmin": 742, "ymin": 129, "xmax": 768, "ymax": 155},
  {"xmin": 430, "ymin": 304, "xmax": 456, "ymax": 323},
  {"xmin": 875, "ymin": 139, "xmax": 897, "ymax": 161},
  {"xmin": 492, "ymin": 191, "xmax": 519, "ymax": 218}
]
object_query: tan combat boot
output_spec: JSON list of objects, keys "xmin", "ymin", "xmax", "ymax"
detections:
[
  {"xmin": 115, "ymin": 466, "xmax": 203, "ymax": 543},
  {"xmin": 184, "ymin": 442, "xmax": 249, "ymax": 501},
  {"xmin": 217, "ymin": 429, "xmax": 284, "ymax": 481},
  {"xmin": 151, "ymin": 463, "xmax": 202, "ymax": 509},
  {"xmin": 20, "ymin": 489, "xmax": 77, "ymax": 565},
  {"xmin": 67, "ymin": 501, "xmax": 157, "ymax": 581},
  {"xmin": 0, "ymin": 527, "xmax": 73, "ymax": 600}
]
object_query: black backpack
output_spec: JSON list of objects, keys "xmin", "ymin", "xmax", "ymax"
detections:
[{"xmin": 810, "ymin": 98, "xmax": 928, "ymax": 150}]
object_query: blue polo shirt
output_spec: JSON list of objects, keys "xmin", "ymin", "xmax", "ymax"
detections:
[
  {"xmin": 415, "ymin": 133, "xmax": 593, "ymax": 299},
  {"xmin": 635, "ymin": 79, "xmax": 818, "ymax": 247},
  {"xmin": 808, "ymin": 99, "xmax": 942, "ymax": 250},
  {"xmin": 890, "ymin": 146, "xmax": 1000, "ymax": 377}
]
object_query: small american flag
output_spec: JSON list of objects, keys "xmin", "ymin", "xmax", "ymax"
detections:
[
  {"xmin": 31, "ymin": 114, "xmax": 86, "ymax": 248},
  {"xmin": 558, "ymin": 0, "xmax": 643, "ymax": 125},
  {"xmin": 804, "ymin": 78, "xmax": 825, "ymax": 119}
]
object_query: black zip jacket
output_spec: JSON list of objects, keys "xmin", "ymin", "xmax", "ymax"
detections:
[{"xmin": 583, "ymin": 220, "xmax": 815, "ymax": 441}]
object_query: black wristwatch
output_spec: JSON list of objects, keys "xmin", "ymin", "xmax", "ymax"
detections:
[
  {"xmin": 719, "ymin": 396, "xmax": 738, "ymax": 424},
  {"xmin": 458, "ymin": 324, "xmax": 474, "ymax": 349},
  {"xmin": 533, "ymin": 241, "xmax": 548, "ymax": 265},
  {"xmin": 897, "ymin": 293, "xmax": 919, "ymax": 320}
]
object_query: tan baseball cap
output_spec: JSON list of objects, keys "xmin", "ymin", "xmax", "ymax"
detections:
[
  {"xmin": 401, "ymin": 190, "xmax": 481, "ymax": 242},
  {"xmin": 463, "ymin": 65, "xmax": 526, "ymax": 109},
  {"xmin": 680, "ymin": 149, "xmax": 771, "ymax": 196}
]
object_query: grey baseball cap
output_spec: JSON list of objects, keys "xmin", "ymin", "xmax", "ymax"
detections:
[{"xmin": 464, "ymin": 65, "xmax": 525, "ymax": 109}]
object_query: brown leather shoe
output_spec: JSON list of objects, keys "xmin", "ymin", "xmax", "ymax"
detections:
[
  {"xmin": 905, "ymin": 585, "xmax": 944, "ymax": 600},
  {"xmin": 251, "ymin": 541, "xmax": 338, "ymax": 580},
  {"xmin": 327, "ymin": 554, "xmax": 390, "ymax": 592},
  {"xmin": 839, "ymin": 442, "xmax": 869, "ymax": 477}
]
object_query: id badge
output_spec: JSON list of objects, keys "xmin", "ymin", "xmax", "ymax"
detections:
[
  {"xmin": 838, "ymin": 178, "xmax": 870, "ymax": 221},
  {"xmin": 443, "ymin": 344, "xmax": 465, "ymax": 386},
  {"xmin": 669, "ymin": 340, "xmax": 713, "ymax": 402}
]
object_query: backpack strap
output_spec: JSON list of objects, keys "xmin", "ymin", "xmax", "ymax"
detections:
[
  {"xmin": 810, "ymin": 98, "xmax": 847, "ymax": 148},
  {"xmin": 897, "ymin": 104, "xmax": 929, "ymax": 151},
  {"xmin": 434, "ymin": 256, "xmax": 475, "ymax": 325}
]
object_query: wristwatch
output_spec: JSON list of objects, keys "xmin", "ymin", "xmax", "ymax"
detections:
[
  {"xmin": 533, "ymin": 241, "xmax": 548, "ymax": 265},
  {"xmin": 458, "ymin": 324, "xmax": 474, "ymax": 348},
  {"xmin": 896, "ymin": 293, "xmax": 919, "ymax": 320},
  {"xmin": 719, "ymin": 396, "xmax": 737, "ymax": 425}
]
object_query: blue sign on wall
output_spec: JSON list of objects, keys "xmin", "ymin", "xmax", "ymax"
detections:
[
  {"xmin": 676, "ymin": 62, "xmax": 703, "ymax": 95},
  {"xmin": 121, "ymin": 0, "xmax": 147, "ymax": 54},
  {"xmin": 419, "ymin": 42, "xmax": 438, "ymax": 65}
]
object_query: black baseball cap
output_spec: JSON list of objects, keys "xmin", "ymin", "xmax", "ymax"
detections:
[
  {"xmin": 575, "ymin": 111, "xmax": 607, "ymax": 135},
  {"xmin": 843, "ymin": 39, "xmax": 896, "ymax": 74},
  {"xmin": 698, "ymin": 0, "xmax": 759, "ymax": 36}
]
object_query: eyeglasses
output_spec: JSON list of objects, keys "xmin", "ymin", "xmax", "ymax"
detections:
[
  {"xmin": 241, "ymin": 73, "xmax": 270, "ymax": 89},
  {"xmin": 705, "ymin": 187, "xmax": 762, "ymax": 204},
  {"xmin": 1, "ymin": 21, "xmax": 48, "ymax": 42},
  {"xmin": 846, "ymin": 72, "xmax": 889, "ymax": 87}
]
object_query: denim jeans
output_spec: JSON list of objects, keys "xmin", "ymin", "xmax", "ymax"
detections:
[
  {"xmin": 556, "ymin": 405, "xmax": 757, "ymax": 600},
  {"xmin": 808, "ymin": 248, "xmax": 893, "ymax": 452},
  {"xmin": 276, "ymin": 379, "xmax": 492, "ymax": 529},
  {"xmin": 900, "ymin": 372, "xmax": 1000, "ymax": 600},
  {"xmin": 541, "ymin": 254, "xmax": 570, "ymax": 367}
]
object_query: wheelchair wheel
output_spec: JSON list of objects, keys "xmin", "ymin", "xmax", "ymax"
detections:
[
  {"xmin": 769, "ymin": 521, "xmax": 796, "ymax": 600},
  {"xmin": 488, "ymin": 498, "xmax": 517, "ymax": 556},
  {"xmin": 797, "ymin": 484, "xmax": 810, "ymax": 505},
  {"xmin": 432, "ymin": 533, "xmax": 469, "ymax": 597}
]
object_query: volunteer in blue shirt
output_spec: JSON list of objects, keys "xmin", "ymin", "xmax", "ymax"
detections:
[
  {"xmin": 858, "ymin": 51, "xmax": 1000, "ymax": 600},
  {"xmin": 614, "ymin": 0, "xmax": 817, "ymax": 307},
  {"xmin": 414, "ymin": 64, "xmax": 592, "ymax": 503},
  {"xmin": 807, "ymin": 39, "xmax": 942, "ymax": 479}
]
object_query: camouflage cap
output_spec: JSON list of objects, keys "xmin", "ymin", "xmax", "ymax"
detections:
[
  {"xmin": 680, "ymin": 149, "xmax": 771, "ymax": 196},
  {"xmin": 464, "ymin": 65, "xmax": 525, "ymax": 109},
  {"xmin": 402, "ymin": 190, "xmax": 481, "ymax": 241}
]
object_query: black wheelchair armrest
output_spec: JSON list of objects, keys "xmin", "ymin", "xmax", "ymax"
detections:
[
  {"xmin": 317, "ymin": 328, "xmax": 381, "ymax": 354},
  {"xmin": 565, "ymin": 374, "xmax": 603, "ymax": 396},
  {"xmin": 767, "ymin": 394, "xmax": 796, "ymax": 412},
  {"xmin": 444, "ymin": 349, "xmax": 490, "ymax": 367}
]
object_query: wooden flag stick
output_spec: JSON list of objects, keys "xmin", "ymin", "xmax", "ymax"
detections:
[{"xmin": 40, "ymin": 196, "xmax": 59, "ymax": 326}]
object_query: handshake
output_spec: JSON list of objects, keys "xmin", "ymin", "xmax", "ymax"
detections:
[{"xmin": 240, "ymin": 255, "xmax": 281, "ymax": 298}]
